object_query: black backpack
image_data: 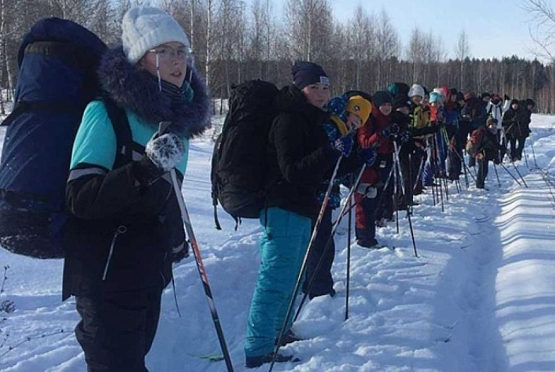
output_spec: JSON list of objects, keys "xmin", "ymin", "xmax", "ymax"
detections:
[
  {"xmin": 0, "ymin": 18, "xmax": 129, "ymax": 259},
  {"xmin": 211, "ymin": 80, "xmax": 279, "ymax": 229}
]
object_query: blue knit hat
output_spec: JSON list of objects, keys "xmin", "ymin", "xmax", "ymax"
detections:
[{"xmin": 292, "ymin": 61, "xmax": 329, "ymax": 90}]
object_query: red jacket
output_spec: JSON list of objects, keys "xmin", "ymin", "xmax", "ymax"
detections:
[
  {"xmin": 357, "ymin": 105, "xmax": 393, "ymax": 184},
  {"xmin": 357, "ymin": 105, "xmax": 393, "ymax": 155}
]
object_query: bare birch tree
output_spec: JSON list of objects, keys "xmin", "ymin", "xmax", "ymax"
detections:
[
  {"xmin": 455, "ymin": 30, "xmax": 470, "ymax": 91},
  {"xmin": 523, "ymin": 0, "xmax": 555, "ymax": 61}
]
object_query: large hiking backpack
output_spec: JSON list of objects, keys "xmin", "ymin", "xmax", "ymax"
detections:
[
  {"xmin": 465, "ymin": 128, "xmax": 485, "ymax": 157},
  {"xmin": 0, "ymin": 18, "xmax": 126, "ymax": 258},
  {"xmin": 211, "ymin": 80, "xmax": 279, "ymax": 228}
]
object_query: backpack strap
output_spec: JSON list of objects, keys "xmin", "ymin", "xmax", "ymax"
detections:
[{"xmin": 101, "ymin": 97, "xmax": 133, "ymax": 163}]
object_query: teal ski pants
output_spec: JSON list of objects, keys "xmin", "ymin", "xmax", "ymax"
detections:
[{"xmin": 244, "ymin": 207, "xmax": 312, "ymax": 357}]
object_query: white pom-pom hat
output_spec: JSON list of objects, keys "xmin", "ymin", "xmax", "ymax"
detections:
[{"xmin": 122, "ymin": 6, "xmax": 190, "ymax": 64}]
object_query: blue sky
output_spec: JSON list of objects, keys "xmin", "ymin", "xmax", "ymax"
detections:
[{"xmin": 249, "ymin": 0, "xmax": 537, "ymax": 60}]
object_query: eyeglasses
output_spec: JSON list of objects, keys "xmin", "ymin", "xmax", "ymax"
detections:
[{"xmin": 149, "ymin": 45, "xmax": 194, "ymax": 63}]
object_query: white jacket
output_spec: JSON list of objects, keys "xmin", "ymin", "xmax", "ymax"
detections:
[{"xmin": 487, "ymin": 100, "xmax": 510, "ymax": 129}]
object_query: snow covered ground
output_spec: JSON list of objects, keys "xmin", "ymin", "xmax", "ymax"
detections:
[{"xmin": 0, "ymin": 114, "xmax": 554, "ymax": 371}]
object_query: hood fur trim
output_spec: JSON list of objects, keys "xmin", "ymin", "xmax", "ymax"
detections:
[{"xmin": 98, "ymin": 47, "xmax": 211, "ymax": 138}]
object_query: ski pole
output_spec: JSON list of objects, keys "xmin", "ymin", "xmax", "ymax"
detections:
[
  {"xmin": 393, "ymin": 159, "xmax": 399, "ymax": 234},
  {"xmin": 345, "ymin": 174, "xmax": 353, "ymax": 321},
  {"xmin": 511, "ymin": 161, "xmax": 529, "ymax": 188},
  {"xmin": 531, "ymin": 140, "xmax": 539, "ymax": 169},
  {"xmin": 270, "ymin": 156, "xmax": 343, "ymax": 372},
  {"xmin": 499, "ymin": 163, "xmax": 522, "ymax": 186},
  {"xmin": 453, "ymin": 147, "xmax": 476, "ymax": 184},
  {"xmin": 408, "ymin": 153, "xmax": 413, "ymax": 212},
  {"xmin": 393, "ymin": 141, "xmax": 418, "ymax": 257},
  {"xmin": 433, "ymin": 136, "xmax": 445, "ymax": 212},
  {"xmin": 170, "ymin": 170, "xmax": 235, "ymax": 372},
  {"xmin": 293, "ymin": 164, "xmax": 366, "ymax": 323},
  {"xmin": 335, "ymin": 166, "xmax": 394, "ymax": 223},
  {"xmin": 413, "ymin": 151, "xmax": 426, "ymax": 192},
  {"xmin": 493, "ymin": 163, "xmax": 501, "ymax": 187}
]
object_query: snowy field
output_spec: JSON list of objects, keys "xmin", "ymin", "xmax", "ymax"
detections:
[{"xmin": 0, "ymin": 114, "xmax": 554, "ymax": 371}]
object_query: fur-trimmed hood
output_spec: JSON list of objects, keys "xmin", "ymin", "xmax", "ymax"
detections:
[{"xmin": 98, "ymin": 47, "xmax": 211, "ymax": 138}]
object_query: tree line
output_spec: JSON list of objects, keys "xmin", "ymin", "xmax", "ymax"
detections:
[{"xmin": 1, "ymin": 0, "xmax": 554, "ymax": 114}]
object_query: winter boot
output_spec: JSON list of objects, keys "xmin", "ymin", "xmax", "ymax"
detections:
[
  {"xmin": 275, "ymin": 330, "xmax": 304, "ymax": 346},
  {"xmin": 357, "ymin": 238, "xmax": 380, "ymax": 248},
  {"xmin": 246, "ymin": 353, "xmax": 300, "ymax": 368}
]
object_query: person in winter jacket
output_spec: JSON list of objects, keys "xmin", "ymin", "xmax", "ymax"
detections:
[
  {"xmin": 390, "ymin": 95, "xmax": 415, "ymax": 209},
  {"xmin": 511, "ymin": 98, "xmax": 535, "ymax": 160},
  {"xmin": 63, "ymin": 7, "xmax": 211, "ymax": 371},
  {"xmin": 502, "ymin": 99, "xmax": 523, "ymax": 161},
  {"xmin": 473, "ymin": 118, "xmax": 505, "ymax": 189},
  {"xmin": 486, "ymin": 94, "xmax": 509, "ymax": 161},
  {"xmin": 422, "ymin": 91, "xmax": 444, "ymax": 187},
  {"xmin": 408, "ymin": 84, "xmax": 430, "ymax": 195},
  {"xmin": 444, "ymin": 88, "xmax": 463, "ymax": 181},
  {"xmin": 303, "ymin": 94, "xmax": 375, "ymax": 300},
  {"xmin": 462, "ymin": 93, "xmax": 487, "ymax": 167},
  {"xmin": 355, "ymin": 91, "xmax": 394, "ymax": 248},
  {"xmin": 244, "ymin": 61, "xmax": 341, "ymax": 368}
]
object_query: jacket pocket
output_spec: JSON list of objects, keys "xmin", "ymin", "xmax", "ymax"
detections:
[{"xmin": 102, "ymin": 225, "xmax": 127, "ymax": 281}]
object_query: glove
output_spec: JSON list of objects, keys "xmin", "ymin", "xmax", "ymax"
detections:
[
  {"xmin": 172, "ymin": 241, "xmax": 190, "ymax": 263},
  {"xmin": 382, "ymin": 123, "xmax": 400, "ymax": 138},
  {"xmin": 504, "ymin": 94, "xmax": 510, "ymax": 101},
  {"xmin": 333, "ymin": 135, "xmax": 354, "ymax": 157},
  {"xmin": 136, "ymin": 131, "xmax": 185, "ymax": 184},
  {"xmin": 360, "ymin": 147, "xmax": 377, "ymax": 166},
  {"xmin": 356, "ymin": 183, "xmax": 377, "ymax": 199},
  {"xmin": 399, "ymin": 131, "xmax": 411, "ymax": 143}
]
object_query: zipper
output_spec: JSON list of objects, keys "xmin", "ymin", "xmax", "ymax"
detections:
[
  {"xmin": 160, "ymin": 252, "xmax": 168, "ymax": 287},
  {"xmin": 102, "ymin": 225, "xmax": 127, "ymax": 281}
]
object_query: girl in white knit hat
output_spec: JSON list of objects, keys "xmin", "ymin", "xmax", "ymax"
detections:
[{"xmin": 63, "ymin": 6, "xmax": 210, "ymax": 371}]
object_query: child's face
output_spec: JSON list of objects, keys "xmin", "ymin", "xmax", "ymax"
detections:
[
  {"xmin": 346, "ymin": 112, "xmax": 362, "ymax": 131},
  {"xmin": 412, "ymin": 96, "xmax": 423, "ymax": 105},
  {"xmin": 488, "ymin": 123, "xmax": 497, "ymax": 133},
  {"xmin": 397, "ymin": 106, "xmax": 410, "ymax": 115},
  {"xmin": 379, "ymin": 103, "xmax": 392, "ymax": 116},
  {"xmin": 302, "ymin": 83, "xmax": 331, "ymax": 108}
]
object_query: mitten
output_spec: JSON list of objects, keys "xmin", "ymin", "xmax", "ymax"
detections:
[
  {"xmin": 360, "ymin": 147, "xmax": 377, "ymax": 166},
  {"xmin": 136, "ymin": 132, "xmax": 185, "ymax": 185},
  {"xmin": 333, "ymin": 135, "xmax": 354, "ymax": 157},
  {"xmin": 399, "ymin": 131, "xmax": 412, "ymax": 143}
]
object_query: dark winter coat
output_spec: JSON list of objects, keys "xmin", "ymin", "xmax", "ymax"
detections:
[
  {"xmin": 516, "ymin": 101, "xmax": 533, "ymax": 138},
  {"xmin": 502, "ymin": 107, "xmax": 521, "ymax": 139},
  {"xmin": 477, "ymin": 128, "xmax": 505, "ymax": 161},
  {"xmin": 462, "ymin": 98, "xmax": 487, "ymax": 129},
  {"xmin": 62, "ymin": 47, "xmax": 211, "ymax": 300},
  {"xmin": 264, "ymin": 85, "xmax": 336, "ymax": 219}
]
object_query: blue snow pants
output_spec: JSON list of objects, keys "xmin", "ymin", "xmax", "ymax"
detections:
[{"xmin": 244, "ymin": 207, "xmax": 312, "ymax": 357}]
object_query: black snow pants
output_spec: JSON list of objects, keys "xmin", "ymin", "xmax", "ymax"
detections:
[
  {"xmin": 75, "ymin": 287, "xmax": 163, "ymax": 372},
  {"xmin": 304, "ymin": 206, "xmax": 335, "ymax": 298}
]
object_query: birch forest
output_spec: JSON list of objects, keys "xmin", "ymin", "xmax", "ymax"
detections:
[{"xmin": 0, "ymin": 0, "xmax": 554, "ymax": 113}]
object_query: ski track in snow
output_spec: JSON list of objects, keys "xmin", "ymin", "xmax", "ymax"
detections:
[{"xmin": 0, "ymin": 114, "xmax": 554, "ymax": 371}]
